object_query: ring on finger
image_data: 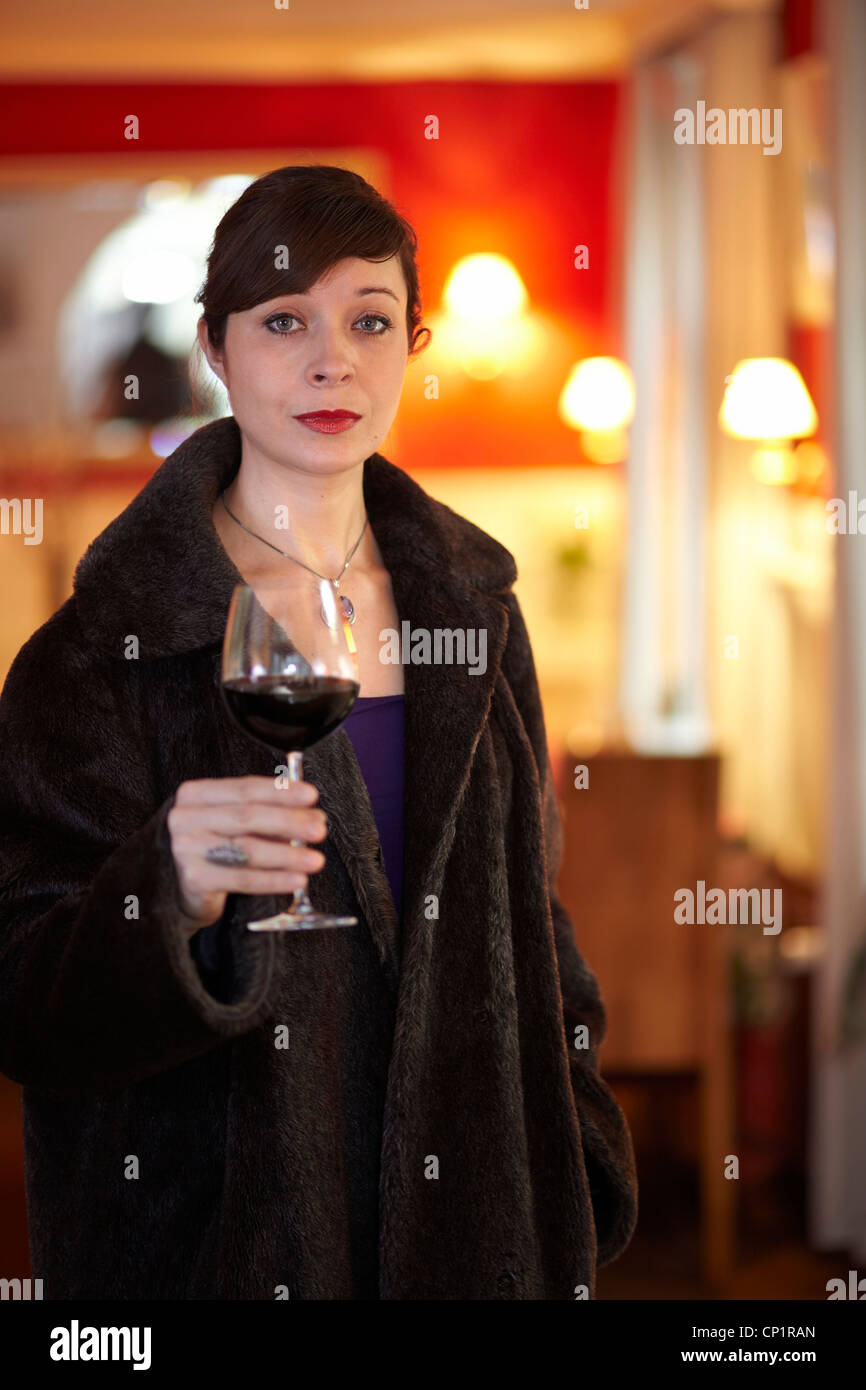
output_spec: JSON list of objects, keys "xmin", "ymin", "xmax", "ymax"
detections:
[{"xmin": 204, "ymin": 839, "xmax": 250, "ymax": 867}]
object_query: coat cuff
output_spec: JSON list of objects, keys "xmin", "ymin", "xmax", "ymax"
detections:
[
  {"xmin": 149, "ymin": 794, "xmax": 278, "ymax": 1028},
  {"xmin": 0, "ymin": 797, "xmax": 277, "ymax": 1093}
]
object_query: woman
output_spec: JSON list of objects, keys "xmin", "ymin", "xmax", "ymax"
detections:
[{"xmin": 0, "ymin": 165, "xmax": 637, "ymax": 1300}]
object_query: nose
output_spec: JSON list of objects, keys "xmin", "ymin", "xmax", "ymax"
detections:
[{"xmin": 304, "ymin": 324, "xmax": 355, "ymax": 386}]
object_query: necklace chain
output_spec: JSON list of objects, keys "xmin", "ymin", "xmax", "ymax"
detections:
[{"xmin": 218, "ymin": 488, "xmax": 368, "ymax": 585}]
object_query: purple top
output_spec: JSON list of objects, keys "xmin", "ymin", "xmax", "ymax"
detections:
[
  {"xmin": 343, "ymin": 694, "xmax": 405, "ymax": 923},
  {"xmin": 191, "ymin": 693, "xmax": 405, "ymax": 989}
]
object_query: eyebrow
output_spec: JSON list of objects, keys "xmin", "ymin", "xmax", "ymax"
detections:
[
  {"xmin": 286, "ymin": 286, "xmax": 401, "ymax": 303},
  {"xmin": 355, "ymin": 287, "xmax": 400, "ymax": 302}
]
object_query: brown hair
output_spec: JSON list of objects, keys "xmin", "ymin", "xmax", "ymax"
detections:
[{"xmin": 194, "ymin": 164, "xmax": 431, "ymax": 361}]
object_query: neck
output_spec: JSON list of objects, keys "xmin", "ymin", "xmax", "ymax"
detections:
[{"xmin": 221, "ymin": 442, "xmax": 378, "ymax": 578}]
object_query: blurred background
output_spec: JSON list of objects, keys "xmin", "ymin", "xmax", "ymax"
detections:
[{"xmin": 0, "ymin": 0, "xmax": 864, "ymax": 1299}]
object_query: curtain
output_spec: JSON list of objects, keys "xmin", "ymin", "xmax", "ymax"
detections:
[{"xmin": 812, "ymin": 0, "xmax": 866, "ymax": 1269}]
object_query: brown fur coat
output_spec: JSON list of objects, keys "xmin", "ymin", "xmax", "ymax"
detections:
[{"xmin": 0, "ymin": 416, "xmax": 637, "ymax": 1298}]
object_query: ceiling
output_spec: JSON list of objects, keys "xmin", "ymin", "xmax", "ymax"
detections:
[{"xmin": 0, "ymin": 0, "xmax": 774, "ymax": 82}]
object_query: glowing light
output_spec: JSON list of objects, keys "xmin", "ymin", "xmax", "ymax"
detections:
[
  {"xmin": 750, "ymin": 446, "xmax": 799, "ymax": 485},
  {"xmin": 580, "ymin": 427, "xmax": 629, "ymax": 465},
  {"xmin": 719, "ymin": 358, "xmax": 817, "ymax": 440},
  {"xmin": 433, "ymin": 311, "xmax": 538, "ymax": 380},
  {"xmin": 59, "ymin": 173, "xmax": 259, "ymax": 419},
  {"xmin": 437, "ymin": 254, "xmax": 532, "ymax": 379},
  {"xmin": 142, "ymin": 179, "xmax": 191, "ymax": 208},
  {"xmin": 122, "ymin": 249, "xmax": 199, "ymax": 304},
  {"xmin": 793, "ymin": 439, "xmax": 828, "ymax": 485},
  {"xmin": 559, "ymin": 358, "xmax": 635, "ymax": 432},
  {"xmin": 442, "ymin": 254, "xmax": 528, "ymax": 322}
]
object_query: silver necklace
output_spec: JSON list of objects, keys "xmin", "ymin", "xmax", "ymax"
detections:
[{"xmin": 218, "ymin": 488, "xmax": 367, "ymax": 627}]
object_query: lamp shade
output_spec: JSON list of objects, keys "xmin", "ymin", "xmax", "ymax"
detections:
[
  {"xmin": 719, "ymin": 358, "xmax": 817, "ymax": 440},
  {"xmin": 442, "ymin": 254, "xmax": 527, "ymax": 322},
  {"xmin": 558, "ymin": 356, "xmax": 635, "ymax": 432}
]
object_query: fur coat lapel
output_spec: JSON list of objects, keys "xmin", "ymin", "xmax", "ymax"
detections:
[{"xmin": 73, "ymin": 415, "xmax": 515, "ymax": 989}]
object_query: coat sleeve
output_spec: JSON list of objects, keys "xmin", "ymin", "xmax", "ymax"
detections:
[
  {"xmin": 499, "ymin": 590, "xmax": 639, "ymax": 1268},
  {"xmin": 0, "ymin": 603, "xmax": 277, "ymax": 1095}
]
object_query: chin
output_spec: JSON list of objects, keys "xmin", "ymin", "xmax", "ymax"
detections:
[{"xmin": 287, "ymin": 441, "xmax": 370, "ymax": 474}]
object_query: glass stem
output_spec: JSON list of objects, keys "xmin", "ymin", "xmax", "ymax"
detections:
[{"xmin": 286, "ymin": 749, "xmax": 315, "ymax": 915}]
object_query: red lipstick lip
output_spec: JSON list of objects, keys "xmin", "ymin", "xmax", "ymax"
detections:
[{"xmin": 294, "ymin": 410, "xmax": 361, "ymax": 420}]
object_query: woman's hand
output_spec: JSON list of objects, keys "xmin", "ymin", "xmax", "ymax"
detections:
[{"xmin": 167, "ymin": 776, "xmax": 328, "ymax": 935}]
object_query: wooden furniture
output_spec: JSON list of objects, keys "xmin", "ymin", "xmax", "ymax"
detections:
[{"xmin": 555, "ymin": 749, "xmax": 734, "ymax": 1288}]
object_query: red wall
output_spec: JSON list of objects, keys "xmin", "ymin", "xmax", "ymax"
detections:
[{"xmin": 0, "ymin": 80, "xmax": 626, "ymax": 469}]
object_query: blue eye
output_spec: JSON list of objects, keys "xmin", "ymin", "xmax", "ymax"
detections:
[
  {"xmin": 265, "ymin": 314, "xmax": 298, "ymax": 334},
  {"xmin": 356, "ymin": 314, "xmax": 393, "ymax": 334}
]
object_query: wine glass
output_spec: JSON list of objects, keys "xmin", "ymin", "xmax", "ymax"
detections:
[{"xmin": 220, "ymin": 577, "xmax": 360, "ymax": 931}]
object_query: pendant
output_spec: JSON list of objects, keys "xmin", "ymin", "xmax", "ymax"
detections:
[{"xmin": 320, "ymin": 593, "xmax": 356, "ymax": 627}]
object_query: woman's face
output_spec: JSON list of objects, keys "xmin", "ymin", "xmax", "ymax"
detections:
[{"xmin": 198, "ymin": 254, "xmax": 410, "ymax": 475}]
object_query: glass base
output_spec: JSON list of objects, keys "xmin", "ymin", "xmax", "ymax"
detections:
[{"xmin": 247, "ymin": 910, "xmax": 357, "ymax": 932}]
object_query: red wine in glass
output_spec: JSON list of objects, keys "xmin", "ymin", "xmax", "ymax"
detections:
[
  {"xmin": 220, "ymin": 580, "xmax": 360, "ymax": 931},
  {"xmin": 221, "ymin": 674, "xmax": 359, "ymax": 751}
]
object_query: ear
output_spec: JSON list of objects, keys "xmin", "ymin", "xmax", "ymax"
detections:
[{"xmin": 197, "ymin": 316, "xmax": 228, "ymax": 389}]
